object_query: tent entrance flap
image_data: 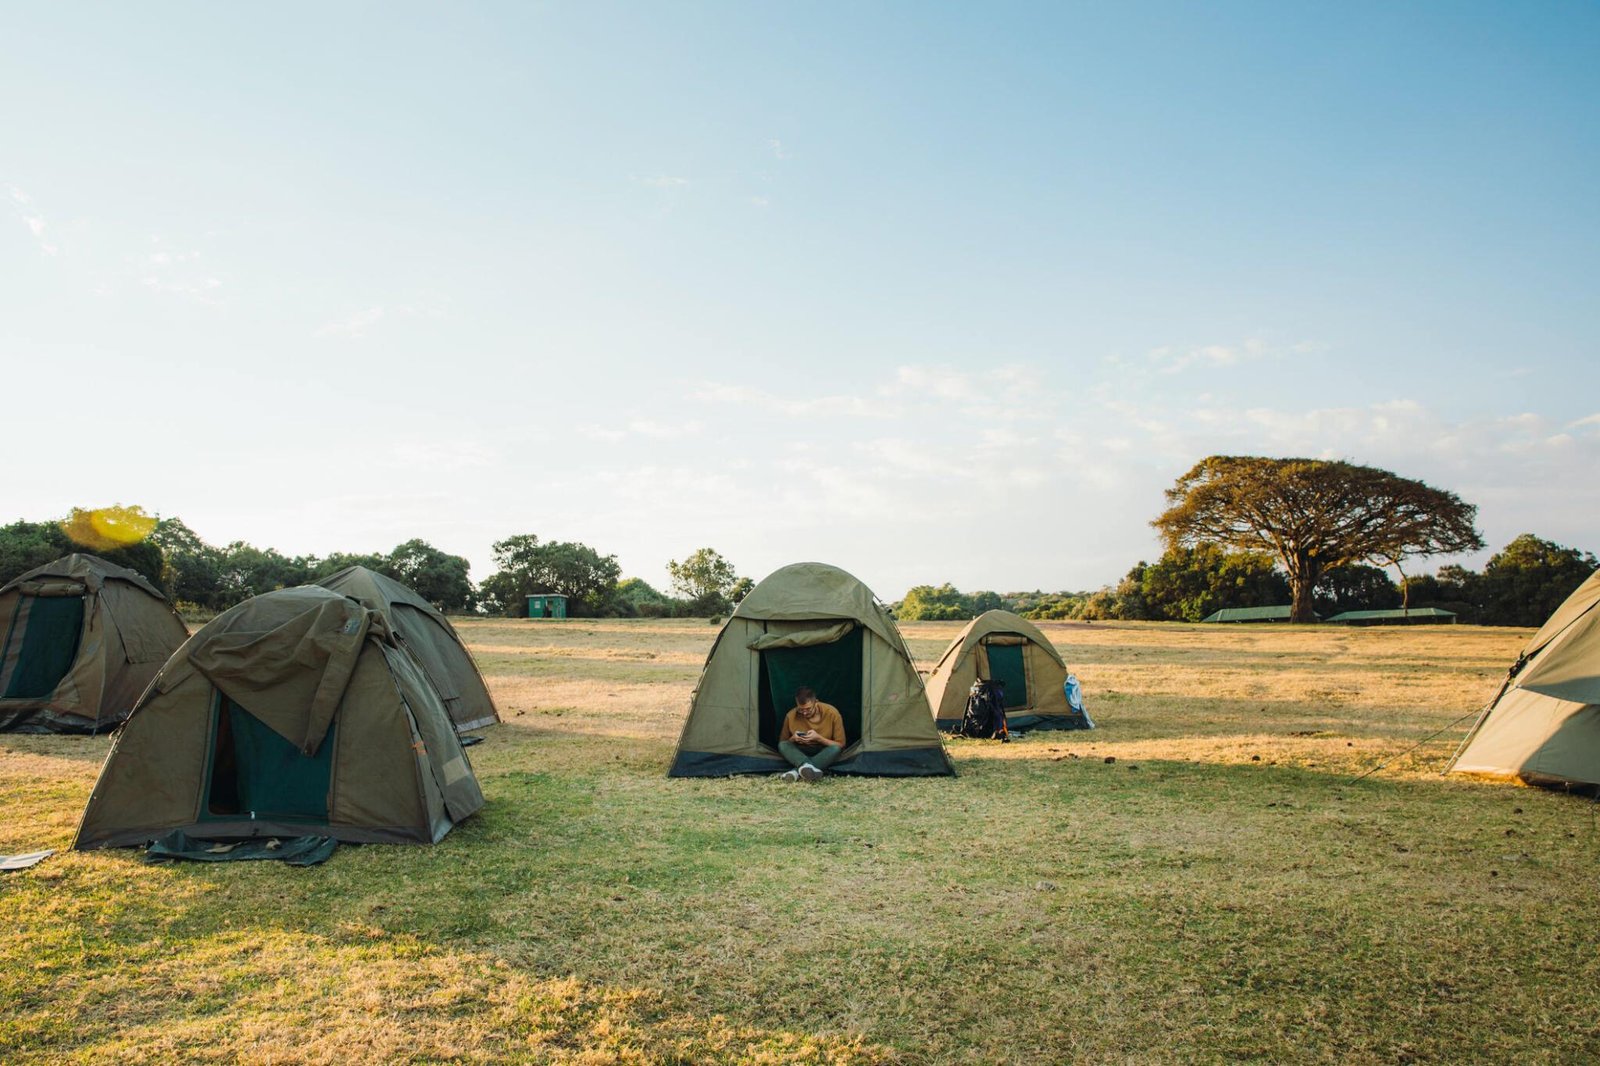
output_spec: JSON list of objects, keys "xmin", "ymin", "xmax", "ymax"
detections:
[
  {"xmin": 984, "ymin": 642, "xmax": 1029, "ymax": 709},
  {"xmin": 2, "ymin": 594, "xmax": 86, "ymax": 699},
  {"xmin": 202, "ymin": 696, "xmax": 335, "ymax": 824},
  {"xmin": 756, "ymin": 627, "xmax": 865, "ymax": 749}
]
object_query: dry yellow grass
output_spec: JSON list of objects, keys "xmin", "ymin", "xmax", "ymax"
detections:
[{"xmin": 3, "ymin": 617, "xmax": 1598, "ymax": 1064}]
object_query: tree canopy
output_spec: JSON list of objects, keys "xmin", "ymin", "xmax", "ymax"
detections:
[
  {"xmin": 1131, "ymin": 544, "xmax": 1290, "ymax": 623},
  {"xmin": 1154, "ymin": 456, "xmax": 1483, "ymax": 622},
  {"xmin": 478, "ymin": 535, "xmax": 622, "ymax": 617},
  {"xmin": 666, "ymin": 548, "xmax": 744, "ymax": 616},
  {"xmin": 894, "ymin": 584, "xmax": 1006, "ymax": 621},
  {"xmin": 1, "ymin": 517, "xmax": 167, "ymax": 592},
  {"xmin": 1401, "ymin": 533, "xmax": 1597, "ymax": 626}
]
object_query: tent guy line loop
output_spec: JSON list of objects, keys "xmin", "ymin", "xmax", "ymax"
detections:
[{"xmin": 1348, "ymin": 708, "xmax": 1486, "ymax": 785}]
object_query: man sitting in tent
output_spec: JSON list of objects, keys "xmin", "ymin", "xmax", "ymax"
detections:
[{"xmin": 777, "ymin": 686, "xmax": 845, "ymax": 782}]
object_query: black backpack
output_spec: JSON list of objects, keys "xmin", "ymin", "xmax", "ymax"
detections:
[{"xmin": 959, "ymin": 679, "xmax": 1010, "ymax": 741}]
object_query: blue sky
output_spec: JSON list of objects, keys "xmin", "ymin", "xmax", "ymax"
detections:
[{"xmin": 4, "ymin": 1, "xmax": 1598, "ymax": 598}]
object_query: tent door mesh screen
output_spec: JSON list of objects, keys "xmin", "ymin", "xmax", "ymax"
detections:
[
  {"xmin": 202, "ymin": 695, "xmax": 335, "ymax": 823},
  {"xmin": 984, "ymin": 642, "xmax": 1029, "ymax": 709},
  {"xmin": 2, "ymin": 594, "xmax": 85, "ymax": 699},
  {"xmin": 757, "ymin": 627, "xmax": 864, "ymax": 750}
]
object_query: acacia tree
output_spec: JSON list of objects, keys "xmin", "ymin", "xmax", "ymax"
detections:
[{"xmin": 1153, "ymin": 456, "xmax": 1483, "ymax": 623}]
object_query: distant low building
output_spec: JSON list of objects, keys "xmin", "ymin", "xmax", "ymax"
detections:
[
  {"xmin": 1200, "ymin": 605, "xmax": 1303, "ymax": 623},
  {"xmin": 526, "ymin": 594, "xmax": 568, "ymax": 620},
  {"xmin": 1326, "ymin": 607, "xmax": 1457, "ymax": 626}
]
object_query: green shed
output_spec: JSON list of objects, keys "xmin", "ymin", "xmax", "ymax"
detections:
[
  {"xmin": 1327, "ymin": 607, "xmax": 1457, "ymax": 625},
  {"xmin": 1200, "ymin": 605, "xmax": 1309, "ymax": 623},
  {"xmin": 526, "ymin": 594, "xmax": 568, "ymax": 620}
]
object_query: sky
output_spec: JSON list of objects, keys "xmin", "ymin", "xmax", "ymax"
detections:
[{"xmin": 4, "ymin": 1, "xmax": 1598, "ymax": 599}]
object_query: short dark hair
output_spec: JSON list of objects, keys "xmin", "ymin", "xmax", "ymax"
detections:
[{"xmin": 795, "ymin": 686, "xmax": 816, "ymax": 703}]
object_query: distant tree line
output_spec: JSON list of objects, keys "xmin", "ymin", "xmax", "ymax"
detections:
[
  {"xmin": 477, "ymin": 539, "xmax": 751, "ymax": 618},
  {"xmin": 0, "ymin": 511, "xmax": 752, "ymax": 620},
  {"xmin": 0, "ymin": 514, "xmax": 478, "ymax": 614},
  {"xmin": 7, "ymin": 470, "xmax": 1592, "ymax": 628},
  {"xmin": 891, "ymin": 533, "xmax": 1596, "ymax": 628}
]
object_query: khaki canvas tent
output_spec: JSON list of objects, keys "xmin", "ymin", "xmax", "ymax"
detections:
[
  {"xmin": 1449, "ymin": 570, "xmax": 1600, "ymax": 789},
  {"xmin": 76, "ymin": 586, "xmax": 484, "ymax": 849},
  {"xmin": 0, "ymin": 554, "xmax": 188, "ymax": 734},
  {"xmin": 924, "ymin": 610, "xmax": 1093, "ymax": 731},
  {"xmin": 317, "ymin": 566, "xmax": 500, "ymax": 732},
  {"xmin": 669, "ymin": 562, "xmax": 954, "ymax": 777}
]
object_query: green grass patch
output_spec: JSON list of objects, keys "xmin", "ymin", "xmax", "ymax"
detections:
[{"xmin": 2, "ymin": 620, "xmax": 1598, "ymax": 1062}]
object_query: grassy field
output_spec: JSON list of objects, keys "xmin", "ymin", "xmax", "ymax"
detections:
[{"xmin": 3, "ymin": 618, "xmax": 1599, "ymax": 1064}]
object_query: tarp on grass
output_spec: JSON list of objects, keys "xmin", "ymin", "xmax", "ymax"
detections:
[{"xmin": 144, "ymin": 829, "xmax": 337, "ymax": 866}]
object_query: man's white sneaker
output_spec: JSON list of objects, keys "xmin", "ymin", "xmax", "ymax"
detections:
[
  {"xmin": 798, "ymin": 763, "xmax": 823, "ymax": 782},
  {"xmin": 778, "ymin": 768, "xmax": 801, "ymax": 782}
]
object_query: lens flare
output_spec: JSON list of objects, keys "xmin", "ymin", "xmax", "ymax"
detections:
[{"xmin": 59, "ymin": 506, "xmax": 158, "ymax": 552}]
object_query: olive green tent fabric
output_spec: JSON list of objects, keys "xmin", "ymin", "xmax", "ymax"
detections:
[
  {"xmin": 316, "ymin": 566, "xmax": 499, "ymax": 732},
  {"xmin": 75, "ymin": 586, "xmax": 484, "ymax": 849},
  {"xmin": 669, "ymin": 562, "xmax": 953, "ymax": 777},
  {"xmin": 0, "ymin": 554, "xmax": 188, "ymax": 734},
  {"xmin": 1450, "ymin": 568, "xmax": 1600, "ymax": 788},
  {"xmin": 923, "ymin": 610, "xmax": 1091, "ymax": 731}
]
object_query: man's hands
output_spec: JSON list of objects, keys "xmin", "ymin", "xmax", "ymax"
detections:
[{"xmin": 792, "ymin": 728, "xmax": 840, "ymax": 747}]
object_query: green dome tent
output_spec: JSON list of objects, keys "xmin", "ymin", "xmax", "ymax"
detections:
[
  {"xmin": 75, "ymin": 586, "xmax": 484, "ymax": 850},
  {"xmin": 317, "ymin": 565, "xmax": 500, "ymax": 732},
  {"xmin": 1449, "ymin": 569, "xmax": 1600, "ymax": 789},
  {"xmin": 669, "ymin": 562, "xmax": 954, "ymax": 777},
  {"xmin": 0, "ymin": 554, "xmax": 188, "ymax": 734},
  {"xmin": 924, "ymin": 610, "xmax": 1093, "ymax": 732}
]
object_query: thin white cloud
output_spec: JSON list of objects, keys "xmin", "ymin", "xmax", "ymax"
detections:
[
  {"xmin": 311, "ymin": 299, "xmax": 446, "ymax": 338},
  {"xmin": 691, "ymin": 381, "xmax": 879, "ymax": 418},
  {"xmin": 636, "ymin": 175, "xmax": 689, "ymax": 189},
  {"xmin": 141, "ymin": 275, "xmax": 222, "ymax": 302},
  {"xmin": 4, "ymin": 184, "xmax": 58, "ymax": 256},
  {"xmin": 317, "ymin": 305, "xmax": 385, "ymax": 339},
  {"xmin": 880, "ymin": 363, "xmax": 1051, "ymax": 418},
  {"xmin": 628, "ymin": 418, "xmax": 703, "ymax": 439},
  {"xmin": 1146, "ymin": 336, "xmax": 1324, "ymax": 376},
  {"xmin": 130, "ymin": 236, "xmax": 224, "ymax": 302},
  {"xmin": 767, "ymin": 138, "xmax": 788, "ymax": 160},
  {"xmin": 886, "ymin": 365, "xmax": 972, "ymax": 399},
  {"xmin": 387, "ymin": 440, "xmax": 498, "ymax": 473},
  {"xmin": 578, "ymin": 418, "xmax": 704, "ymax": 442}
]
